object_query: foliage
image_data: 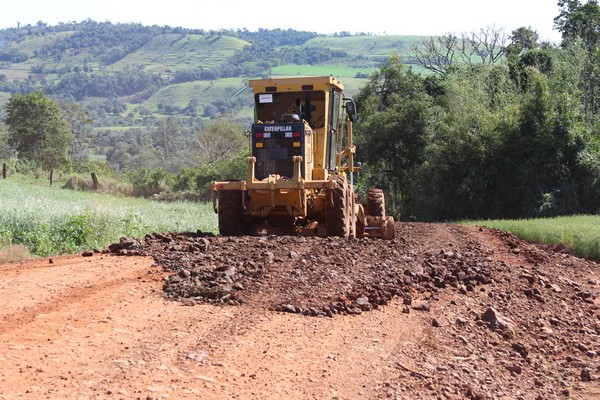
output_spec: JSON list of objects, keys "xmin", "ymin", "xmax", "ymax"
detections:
[
  {"xmin": 193, "ymin": 153, "xmax": 248, "ymax": 201},
  {"xmin": 555, "ymin": 0, "xmax": 600, "ymax": 122},
  {"xmin": 411, "ymin": 26, "xmax": 509, "ymax": 75},
  {"xmin": 124, "ymin": 167, "xmax": 172, "ymax": 197},
  {"xmin": 4, "ymin": 92, "xmax": 73, "ymax": 182},
  {"xmin": 188, "ymin": 118, "xmax": 247, "ymax": 165},
  {"xmin": 462, "ymin": 214, "xmax": 600, "ymax": 259},
  {"xmin": 0, "ymin": 179, "xmax": 216, "ymax": 257},
  {"xmin": 353, "ymin": 54, "xmax": 433, "ymax": 217},
  {"xmin": 354, "ymin": 17, "xmax": 600, "ymax": 221}
]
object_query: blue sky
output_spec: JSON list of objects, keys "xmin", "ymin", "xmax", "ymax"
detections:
[{"xmin": 1, "ymin": 0, "xmax": 563, "ymax": 42}]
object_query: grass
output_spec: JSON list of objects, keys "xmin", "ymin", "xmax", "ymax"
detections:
[
  {"xmin": 142, "ymin": 77, "xmax": 249, "ymax": 111},
  {"xmin": 303, "ymin": 35, "xmax": 427, "ymax": 61},
  {"xmin": 110, "ymin": 34, "xmax": 249, "ymax": 74},
  {"xmin": 0, "ymin": 179, "xmax": 217, "ymax": 259},
  {"xmin": 462, "ymin": 215, "xmax": 600, "ymax": 259},
  {"xmin": 0, "ymin": 244, "xmax": 30, "ymax": 265},
  {"xmin": 271, "ymin": 65, "xmax": 378, "ymax": 78}
]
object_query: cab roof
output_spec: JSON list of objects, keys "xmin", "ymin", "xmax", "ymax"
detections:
[{"xmin": 249, "ymin": 76, "xmax": 344, "ymax": 94}]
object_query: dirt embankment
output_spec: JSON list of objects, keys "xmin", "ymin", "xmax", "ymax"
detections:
[{"xmin": 1, "ymin": 223, "xmax": 599, "ymax": 399}]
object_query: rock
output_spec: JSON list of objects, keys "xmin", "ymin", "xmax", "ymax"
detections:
[
  {"xmin": 108, "ymin": 243, "xmax": 123, "ymax": 253},
  {"xmin": 548, "ymin": 283, "xmax": 562, "ymax": 293},
  {"xmin": 511, "ymin": 342, "xmax": 528, "ymax": 358},
  {"xmin": 575, "ymin": 342, "xmax": 589, "ymax": 353},
  {"xmin": 81, "ymin": 250, "xmax": 94, "ymax": 257},
  {"xmin": 481, "ymin": 307, "xmax": 514, "ymax": 331},
  {"xmin": 199, "ymin": 238, "xmax": 210, "ymax": 252},
  {"xmin": 581, "ymin": 368, "xmax": 593, "ymax": 381},
  {"xmin": 180, "ymin": 298, "xmax": 196, "ymax": 306},
  {"xmin": 178, "ymin": 269, "xmax": 191, "ymax": 278},
  {"xmin": 506, "ymin": 364, "xmax": 522, "ymax": 374},
  {"xmin": 520, "ymin": 273, "xmax": 535, "ymax": 284},
  {"xmin": 355, "ymin": 296, "xmax": 372, "ymax": 311},
  {"xmin": 289, "ymin": 251, "xmax": 299, "ymax": 259}
]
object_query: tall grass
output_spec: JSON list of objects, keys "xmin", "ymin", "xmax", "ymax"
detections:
[
  {"xmin": 462, "ymin": 215, "xmax": 600, "ymax": 259},
  {"xmin": 0, "ymin": 180, "xmax": 217, "ymax": 257}
]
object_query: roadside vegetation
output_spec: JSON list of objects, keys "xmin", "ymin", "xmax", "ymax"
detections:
[
  {"xmin": 463, "ymin": 215, "xmax": 600, "ymax": 260},
  {"xmin": 0, "ymin": 179, "xmax": 216, "ymax": 258}
]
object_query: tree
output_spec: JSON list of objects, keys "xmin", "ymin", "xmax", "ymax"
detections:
[
  {"xmin": 353, "ymin": 54, "xmax": 433, "ymax": 217},
  {"xmin": 188, "ymin": 118, "xmax": 247, "ymax": 166},
  {"xmin": 61, "ymin": 102, "xmax": 93, "ymax": 162},
  {"xmin": 0, "ymin": 124, "xmax": 13, "ymax": 159},
  {"xmin": 5, "ymin": 92, "xmax": 73, "ymax": 184},
  {"xmin": 506, "ymin": 27, "xmax": 540, "ymax": 59},
  {"xmin": 555, "ymin": 0, "xmax": 600, "ymax": 121},
  {"xmin": 152, "ymin": 117, "xmax": 185, "ymax": 170},
  {"xmin": 555, "ymin": 0, "xmax": 600, "ymax": 49},
  {"xmin": 411, "ymin": 26, "xmax": 508, "ymax": 75}
]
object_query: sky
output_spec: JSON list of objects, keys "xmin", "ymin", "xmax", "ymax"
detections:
[{"xmin": 1, "ymin": 0, "xmax": 563, "ymax": 43}]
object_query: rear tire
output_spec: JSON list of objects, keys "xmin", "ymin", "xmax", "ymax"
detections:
[
  {"xmin": 218, "ymin": 190, "xmax": 244, "ymax": 236},
  {"xmin": 366, "ymin": 188, "xmax": 386, "ymax": 217},
  {"xmin": 325, "ymin": 175, "xmax": 348, "ymax": 237}
]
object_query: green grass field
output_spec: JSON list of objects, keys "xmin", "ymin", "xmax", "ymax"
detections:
[
  {"xmin": 303, "ymin": 35, "xmax": 426, "ymax": 60},
  {"xmin": 142, "ymin": 77, "xmax": 249, "ymax": 111},
  {"xmin": 0, "ymin": 179, "xmax": 217, "ymax": 258},
  {"xmin": 110, "ymin": 34, "xmax": 249, "ymax": 74},
  {"xmin": 462, "ymin": 215, "xmax": 600, "ymax": 259}
]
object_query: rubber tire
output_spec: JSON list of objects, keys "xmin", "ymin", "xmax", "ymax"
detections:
[
  {"xmin": 325, "ymin": 175, "xmax": 348, "ymax": 237},
  {"xmin": 366, "ymin": 188, "xmax": 386, "ymax": 217},
  {"xmin": 353, "ymin": 190, "xmax": 366, "ymax": 239},
  {"xmin": 218, "ymin": 190, "xmax": 244, "ymax": 236}
]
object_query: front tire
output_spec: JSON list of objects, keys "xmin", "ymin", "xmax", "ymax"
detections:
[
  {"xmin": 325, "ymin": 175, "xmax": 349, "ymax": 237},
  {"xmin": 218, "ymin": 190, "xmax": 244, "ymax": 236}
]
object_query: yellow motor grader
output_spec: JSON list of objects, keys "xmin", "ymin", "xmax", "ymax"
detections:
[{"xmin": 211, "ymin": 76, "xmax": 394, "ymax": 239}]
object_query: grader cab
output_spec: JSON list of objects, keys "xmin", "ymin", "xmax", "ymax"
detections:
[{"xmin": 211, "ymin": 76, "xmax": 394, "ymax": 239}]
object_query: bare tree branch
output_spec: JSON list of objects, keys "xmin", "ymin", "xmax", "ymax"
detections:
[{"xmin": 411, "ymin": 26, "xmax": 509, "ymax": 75}]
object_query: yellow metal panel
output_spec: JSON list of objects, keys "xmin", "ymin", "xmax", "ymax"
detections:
[{"xmin": 249, "ymin": 76, "xmax": 344, "ymax": 94}]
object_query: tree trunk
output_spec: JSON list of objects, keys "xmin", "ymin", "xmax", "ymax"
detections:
[
  {"xmin": 2, "ymin": 163, "xmax": 6, "ymax": 179},
  {"xmin": 49, "ymin": 169, "xmax": 53, "ymax": 186},
  {"xmin": 91, "ymin": 172, "xmax": 99, "ymax": 190}
]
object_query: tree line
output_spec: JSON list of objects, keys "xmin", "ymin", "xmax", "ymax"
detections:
[{"xmin": 355, "ymin": 0, "xmax": 600, "ymax": 220}]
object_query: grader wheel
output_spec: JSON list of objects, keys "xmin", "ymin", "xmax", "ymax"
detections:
[
  {"xmin": 325, "ymin": 175, "xmax": 349, "ymax": 237},
  {"xmin": 354, "ymin": 191, "xmax": 366, "ymax": 239},
  {"xmin": 366, "ymin": 188, "xmax": 386, "ymax": 217},
  {"xmin": 218, "ymin": 190, "xmax": 245, "ymax": 236}
]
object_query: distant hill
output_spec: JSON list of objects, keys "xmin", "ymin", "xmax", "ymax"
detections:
[{"xmin": 0, "ymin": 21, "xmax": 427, "ymax": 130}]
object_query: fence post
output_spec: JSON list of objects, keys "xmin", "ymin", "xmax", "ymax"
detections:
[{"xmin": 91, "ymin": 172, "xmax": 99, "ymax": 190}]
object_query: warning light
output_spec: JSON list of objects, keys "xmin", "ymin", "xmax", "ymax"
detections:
[
  {"xmin": 293, "ymin": 131, "xmax": 301, "ymax": 138},
  {"xmin": 293, "ymin": 142, "xmax": 301, "ymax": 148},
  {"xmin": 256, "ymin": 142, "xmax": 264, "ymax": 148}
]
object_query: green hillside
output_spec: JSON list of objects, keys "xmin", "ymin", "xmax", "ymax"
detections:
[
  {"xmin": 303, "ymin": 35, "xmax": 426, "ymax": 61},
  {"xmin": 110, "ymin": 34, "xmax": 250, "ymax": 74},
  {"xmin": 0, "ymin": 22, "xmax": 424, "ymax": 130},
  {"xmin": 142, "ymin": 77, "xmax": 251, "ymax": 111}
]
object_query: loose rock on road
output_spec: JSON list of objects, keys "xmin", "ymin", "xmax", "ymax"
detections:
[{"xmin": 0, "ymin": 222, "xmax": 599, "ymax": 399}]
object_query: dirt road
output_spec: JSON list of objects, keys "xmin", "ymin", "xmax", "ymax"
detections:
[{"xmin": 1, "ymin": 223, "xmax": 599, "ymax": 399}]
